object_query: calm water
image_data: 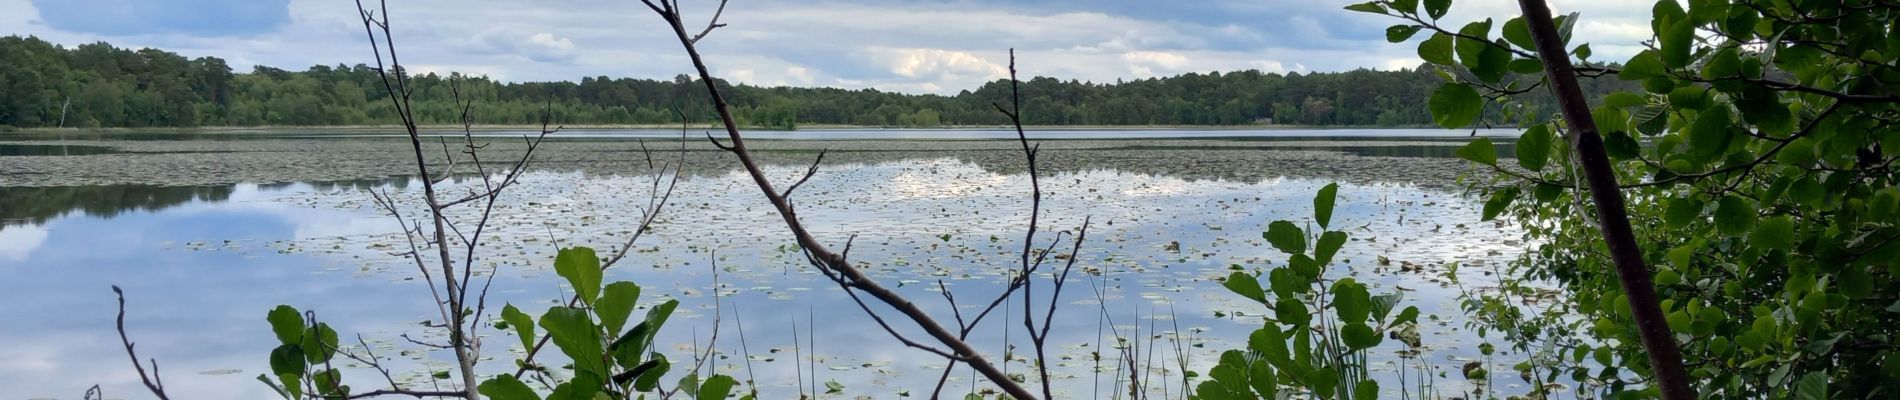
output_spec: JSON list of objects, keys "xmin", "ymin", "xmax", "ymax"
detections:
[{"xmin": 0, "ymin": 130, "xmax": 1538, "ymax": 399}]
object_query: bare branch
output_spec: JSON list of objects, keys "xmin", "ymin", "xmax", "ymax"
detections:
[{"xmin": 111, "ymin": 286, "xmax": 171, "ymax": 400}]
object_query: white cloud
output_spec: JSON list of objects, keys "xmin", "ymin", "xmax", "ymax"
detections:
[
  {"xmin": 0, "ymin": 224, "xmax": 48, "ymax": 261},
  {"xmin": 0, "ymin": 0, "xmax": 1667, "ymax": 94}
]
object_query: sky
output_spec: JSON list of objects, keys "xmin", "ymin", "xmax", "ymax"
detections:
[{"xmin": 0, "ymin": 0, "xmax": 1658, "ymax": 94}]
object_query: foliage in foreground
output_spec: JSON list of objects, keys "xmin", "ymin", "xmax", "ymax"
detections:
[
  {"xmin": 1351, "ymin": 0, "xmax": 1900, "ymax": 397},
  {"xmin": 1198, "ymin": 184, "xmax": 1425, "ymax": 399},
  {"xmin": 261, "ymin": 247, "xmax": 736, "ymax": 400}
]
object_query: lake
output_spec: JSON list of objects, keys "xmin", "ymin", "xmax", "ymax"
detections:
[{"xmin": 0, "ymin": 128, "xmax": 1543, "ymax": 399}]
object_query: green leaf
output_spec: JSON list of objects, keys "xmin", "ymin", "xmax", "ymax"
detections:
[
  {"xmin": 1386, "ymin": 25, "xmax": 1423, "ymax": 43},
  {"xmin": 548, "ymin": 371, "xmax": 602, "ymax": 400},
  {"xmin": 634, "ymin": 353, "xmax": 671, "ymax": 392},
  {"xmin": 1574, "ymin": 43, "xmax": 1593, "ymax": 60},
  {"xmin": 1661, "ymin": 19, "xmax": 1695, "ymax": 68},
  {"xmin": 1393, "ymin": 306, "xmax": 1420, "ymax": 326},
  {"xmin": 1516, "ymin": 125, "xmax": 1552, "ymax": 171},
  {"xmin": 1603, "ymin": 92, "xmax": 1648, "ymax": 108},
  {"xmin": 1668, "ymin": 87, "xmax": 1711, "ymax": 110},
  {"xmin": 1453, "ymin": 139, "xmax": 1497, "ymax": 167},
  {"xmin": 1332, "ymin": 279, "xmax": 1372, "ymax": 323},
  {"xmin": 501, "ymin": 304, "xmax": 536, "ymax": 353},
  {"xmin": 554, "ymin": 246, "xmax": 604, "ymax": 306},
  {"xmin": 824, "ymin": 380, "xmax": 845, "ymax": 393},
  {"xmin": 1664, "ymin": 198, "xmax": 1702, "ymax": 228},
  {"xmin": 1354, "ymin": 379, "xmax": 1380, "ymax": 400},
  {"xmin": 1715, "ymin": 195, "xmax": 1758, "ymax": 237},
  {"xmin": 698, "ymin": 375, "xmax": 737, "ymax": 400},
  {"xmin": 1423, "ymin": 0, "xmax": 1450, "ymax": 19},
  {"xmin": 1454, "ymin": 19, "xmax": 1493, "ymax": 66},
  {"xmin": 1418, "ymin": 34, "xmax": 1456, "ymax": 66},
  {"xmin": 1222, "ymin": 272, "xmax": 1266, "ymax": 303},
  {"xmin": 301, "ymin": 323, "xmax": 339, "ymax": 364},
  {"xmin": 1430, "ymin": 84, "xmax": 1483, "ymax": 129},
  {"xmin": 1314, "ymin": 182, "xmax": 1338, "ymax": 229},
  {"xmin": 269, "ymin": 344, "xmax": 306, "ymax": 376},
  {"xmin": 267, "ymin": 305, "xmax": 304, "ymax": 346},
  {"xmin": 1482, "ymin": 187, "xmax": 1519, "ymax": 221},
  {"xmin": 1603, "ymin": 130, "xmax": 1641, "ymax": 160},
  {"xmin": 1502, "ymin": 17, "xmax": 1534, "ymax": 50},
  {"xmin": 1619, "ymin": 50, "xmax": 1665, "ymax": 80},
  {"xmin": 1275, "ymin": 298, "xmax": 1311, "ymax": 327},
  {"xmin": 1750, "ymin": 215, "xmax": 1794, "ymax": 251},
  {"xmin": 1315, "ymin": 231, "xmax": 1348, "ymax": 265},
  {"xmin": 539, "ymin": 307, "xmax": 607, "ymax": 378},
  {"xmin": 1343, "ymin": 2, "xmax": 1387, "ymax": 14},
  {"xmin": 1342, "ymin": 323, "xmax": 1382, "ymax": 349},
  {"xmin": 1392, "ymin": 0, "xmax": 1419, "ymax": 14},
  {"xmin": 1688, "ymin": 107, "xmax": 1734, "ymax": 162},
  {"xmin": 1264, "ymin": 221, "xmax": 1306, "ymax": 255},
  {"xmin": 479, "ymin": 375, "xmax": 543, "ymax": 400},
  {"xmin": 596, "ymin": 282, "xmax": 642, "ymax": 335},
  {"xmin": 1508, "ymin": 58, "xmax": 1544, "ymax": 74},
  {"xmin": 257, "ymin": 374, "xmax": 291, "ymax": 400},
  {"xmin": 1796, "ymin": 371, "xmax": 1828, "ymax": 400}
]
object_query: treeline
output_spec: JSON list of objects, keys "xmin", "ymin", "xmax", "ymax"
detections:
[{"xmin": 0, "ymin": 36, "xmax": 1633, "ymax": 129}]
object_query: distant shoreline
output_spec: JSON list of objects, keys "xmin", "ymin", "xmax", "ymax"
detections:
[{"xmin": 8, "ymin": 123, "xmax": 1438, "ymax": 134}]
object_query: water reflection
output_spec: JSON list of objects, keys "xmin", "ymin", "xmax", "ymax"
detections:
[
  {"xmin": 0, "ymin": 144, "xmax": 119, "ymax": 156},
  {"xmin": 0, "ymin": 185, "xmax": 234, "ymax": 229},
  {"xmin": 0, "ymin": 159, "xmax": 1531, "ymax": 399}
]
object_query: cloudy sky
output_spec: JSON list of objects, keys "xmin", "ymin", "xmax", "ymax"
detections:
[{"xmin": 0, "ymin": 0, "xmax": 1656, "ymax": 94}]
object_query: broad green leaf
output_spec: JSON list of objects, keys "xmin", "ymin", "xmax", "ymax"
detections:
[
  {"xmin": 1275, "ymin": 298, "xmax": 1311, "ymax": 327},
  {"xmin": 1342, "ymin": 322, "xmax": 1382, "ymax": 349},
  {"xmin": 1574, "ymin": 43, "xmax": 1593, "ymax": 59},
  {"xmin": 1354, "ymin": 379, "xmax": 1380, "ymax": 400},
  {"xmin": 267, "ymin": 305, "xmax": 304, "ymax": 345},
  {"xmin": 1796, "ymin": 371, "xmax": 1828, "ymax": 400},
  {"xmin": 548, "ymin": 371, "xmax": 602, "ymax": 400},
  {"xmin": 1418, "ymin": 34, "xmax": 1456, "ymax": 66},
  {"xmin": 698, "ymin": 374, "xmax": 737, "ymax": 400},
  {"xmin": 1664, "ymin": 198, "xmax": 1702, "ymax": 228},
  {"xmin": 1264, "ymin": 220, "xmax": 1306, "ymax": 255},
  {"xmin": 1315, "ymin": 231, "xmax": 1347, "ymax": 265},
  {"xmin": 634, "ymin": 353, "xmax": 671, "ymax": 392},
  {"xmin": 1332, "ymin": 278, "xmax": 1372, "ymax": 323},
  {"xmin": 1392, "ymin": 0, "xmax": 1419, "ymax": 15},
  {"xmin": 1715, "ymin": 195, "xmax": 1758, "ymax": 237},
  {"xmin": 1517, "ymin": 125, "xmax": 1552, "ymax": 171},
  {"xmin": 1750, "ymin": 215, "xmax": 1795, "ymax": 251},
  {"xmin": 1314, "ymin": 182, "xmax": 1338, "ymax": 229},
  {"xmin": 269, "ymin": 344, "xmax": 305, "ymax": 376},
  {"xmin": 312, "ymin": 369, "xmax": 343, "ymax": 396},
  {"xmin": 1222, "ymin": 272, "xmax": 1266, "ymax": 303},
  {"xmin": 501, "ymin": 304, "xmax": 536, "ymax": 352},
  {"xmin": 1393, "ymin": 306, "xmax": 1420, "ymax": 325},
  {"xmin": 1343, "ymin": 2, "xmax": 1387, "ymax": 14},
  {"xmin": 1482, "ymin": 187, "xmax": 1519, "ymax": 221},
  {"xmin": 1661, "ymin": 19, "xmax": 1695, "ymax": 68},
  {"xmin": 1603, "ymin": 92, "xmax": 1647, "ymax": 108},
  {"xmin": 1423, "ymin": 0, "xmax": 1450, "ymax": 19},
  {"xmin": 1454, "ymin": 20, "xmax": 1494, "ymax": 67},
  {"xmin": 479, "ymin": 375, "xmax": 542, "ymax": 400},
  {"xmin": 1603, "ymin": 130, "xmax": 1641, "ymax": 160},
  {"xmin": 539, "ymin": 307, "xmax": 607, "ymax": 378},
  {"xmin": 1668, "ymin": 86, "xmax": 1711, "ymax": 110},
  {"xmin": 1456, "ymin": 138, "xmax": 1498, "ymax": 166},
  {"xmin": 1619, "ymin": 50, "xmax": 1665, "ymax": 80},
  {"xmin": 1430, "ymin": 84, "xmax": 1483, "ymax": 129},
  {"xmin": 301, "ymin": 323, "xmax": 339, "ymax": 364},
  {"xmin": 596, "ymin": 282, "xmax": 642, "ymax": 335},
  {"xmin": 1248, "ymin": 359, "xmax": 1278, "ymax": 398},
  {"xmin": 554, "ymin": 246, "xmax": 603, "ymax": 306},
  {"xmin": 1502, "ymin": 17, "xmax": 1534, "ymax": 50},
  {"xmin": 1386, "ymin": 25, "xmax": 1423, "ymax": 43},
  {"xmin": 1704, "ymin": 46, "xmax": 1741, "ymax": 79},
  {"xmin": 1688, "ymin": 107, "xmax": 1733, "ymax": 162},
  {"xmin": 1472, "ymin": 41, "xmax": 1513, "ymax": 83}
]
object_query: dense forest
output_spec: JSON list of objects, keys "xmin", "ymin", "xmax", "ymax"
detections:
[{"xmin": 0, "ymin": 35, "xmax": 1634, "ymax": 129}]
